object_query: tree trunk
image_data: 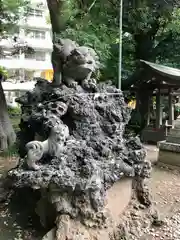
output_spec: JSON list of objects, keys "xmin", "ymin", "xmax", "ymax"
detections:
[
  {"xmin": 46, "ymin": 0, "xmax": 66, "ymax": 86},
  {"xmin": 0, "ymin": 82, "xmax": 16, "ymax": 150},
  {"xmin": 134, "ymin": 34, "xmax": 155, "ymax": 61},
  {"xmin": 122, "ymin": 31, "xmax": 158, "ymax": 133}
]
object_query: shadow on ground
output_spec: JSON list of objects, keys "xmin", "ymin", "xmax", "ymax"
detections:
[{"xmin": 0, "ymin": 187, "xmax": 47, "ymax": 240}]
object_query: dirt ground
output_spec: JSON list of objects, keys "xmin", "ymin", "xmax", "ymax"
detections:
[
  {"xmin": 143, "ymin": 145, "xmax": 180, "ymax": 240},
  {"xmin": 0, "ymin": 145, "xmax": 180, "ymax": 240}
]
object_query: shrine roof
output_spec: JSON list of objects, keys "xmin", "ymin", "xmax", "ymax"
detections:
[{"xmin": 140, "ymin": 60, "xmax": 180, "ymax": 81}]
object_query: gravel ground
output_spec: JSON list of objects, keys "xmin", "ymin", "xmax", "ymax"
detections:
[
  {"xmin": 141, "ymin": 145, "xmax": 180, "ymax": 240},
  {"xmin": 141, "ymin": 166, "xmax": 180, "ymax": 240},
  {"xmin": 0, "ymin": 146, "xmax": 180, "ymax": 240}
]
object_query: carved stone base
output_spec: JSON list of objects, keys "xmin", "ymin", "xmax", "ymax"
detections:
[
  {"xmin": 42, "ymin": 178, "xmax": 132, "ymax": 240},
  {"xmin": 158, "ymin": 140, "xmax": 180, "ymax": 167},
  {"xmin": 42, "ymin": 228, "xmax": 55, "ymax": 240}
]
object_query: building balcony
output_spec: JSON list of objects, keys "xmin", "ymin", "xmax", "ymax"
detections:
[
  {"xmin": 0, "ymin": 38, "xmax": 52, "ymax": 52},
  {"xmin": 0, "ymin": 58, "xmax": 52, "ymax": 70},
  {"xmin": 19, "ymin": 16, "xmax": 51, "ymax": 30},
  {"xmin": 25, "ymin": 38, "xmax": 52, "ymax": 50}
]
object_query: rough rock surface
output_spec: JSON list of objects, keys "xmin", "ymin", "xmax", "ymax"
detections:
[
  {"xmin": 8, "ymin": 79, "xmax": 151, "ymax": 229},
  {"xmin": 7, "ymin": 40, "xmax": 151, "ymax": 238},
  {"xmin": 8, "ymin": 78, "xmax": 151, "ymax": 230}
]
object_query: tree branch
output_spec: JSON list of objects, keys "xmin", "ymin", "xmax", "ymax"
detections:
[
  {"xmin": 152, "ymin": 32, "xmax": 173, "ymax": 56},
  {"xmin": 0, "ymin": 36, "xmax": 34, "ymax": 57},
  {"xmin": 87, "ymin": 0, "xmax": 97, "ymax": 12}
]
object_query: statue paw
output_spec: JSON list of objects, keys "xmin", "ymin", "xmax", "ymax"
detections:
[
  {"xmin": 33, "ymin": 165, "xmax": 41, "ymax": 171},
  {"xmin": 82, "ymin": 78, "xmax": 97, "ymax": 91},
  {"xmin": 27, "ymin": 163, "xmax": 40, "ymax": 171},
  {"xmin": 67, "ymin": 81, "xmax": 78, "ymax": 88}
]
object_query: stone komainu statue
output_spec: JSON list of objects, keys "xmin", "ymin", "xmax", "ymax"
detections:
[
  {"xmin": 26, "ymin": 122, "xmax": 69, "ymax": 170},
  {"xmin": 53, "ymin": 38, "xmax": 100, "ymax": 87}
]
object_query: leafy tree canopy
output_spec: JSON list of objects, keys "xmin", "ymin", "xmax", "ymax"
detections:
[
  {"xmin": 47, "ymin": 0, "xmax": 180, "ymax": 85},
  {"xmin": 0, "ymin": 0, "xmax": 32, "ymax": 77},
  {"xmin": 0, "ymin": 0, "xmax": 29, "ymax": 36}
]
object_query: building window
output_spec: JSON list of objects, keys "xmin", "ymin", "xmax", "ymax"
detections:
[
  {"xmin": 28, "ymin": 8, "xmax": 43, "ymax": 17},
  {"xmin": 25, "ymin": 51, "xmax": 46, "ymax": 61},
  {"xmin": 35, "ymin": 52, "xmax": 46, "ymax": 61},
  {"xmin": 24, "ymin": 70, "xmax": 35, "ymax": 80},
  {"xmin": 26, "ymin": 29, "xmax": 46, "ymax": 39}
]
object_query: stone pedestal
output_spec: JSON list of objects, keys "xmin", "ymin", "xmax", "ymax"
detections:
[
  {"xmin": 42, "ymin": 178, "xmax": 133, "ymax": 240},
  {"xmin": 158, "ymin": 118, "xmax": 180, "ymax": 167}
]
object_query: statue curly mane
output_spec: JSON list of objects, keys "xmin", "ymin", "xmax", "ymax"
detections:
[{"xmin": 26, "ymin": 122, "xmax": 69, "ymax": 171}]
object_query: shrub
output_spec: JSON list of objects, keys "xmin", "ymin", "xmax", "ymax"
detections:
[{"xmin": 7, "ymin": 106, "xmax": 21, "ymax": 118}]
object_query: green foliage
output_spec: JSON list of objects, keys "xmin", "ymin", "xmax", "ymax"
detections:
[
  {"xmin": 7, "ymin": 107, "xmax": 21, "ymax": 133},
  {"xmin": 0, "ymin": 106, "xmax": 20, "ymax": 157},
  {"xmin": 123, "ymin": 1, "xmax": 180, "ymax": 69},
  {"xmin": 0, "ymin": 0, "xmax": 29, "ymax": 35},
  {"xmin": 154, "ymin": 8, "xmax": 180, "ymax": 68},
  {"xmin": 50, "ymin": 0, "xmax": 180, "ymax": 85},
  {"xmin": 0, "ymin": 66, "xmax": 8, "ymax": 78},
  {"xmin": 47, "ymin": 0, "xmax": 117, "ymax": 83},
  {"xmin": 0, "ymin": 143, "xmax": 18, "ymax": 157},
  {"xmin": 7, "ymin": 106, "xmax": 21, "ymax": 118},
  {"xmin": 2, "ymin": 0, "xmax": 180, "ymax": 84}
]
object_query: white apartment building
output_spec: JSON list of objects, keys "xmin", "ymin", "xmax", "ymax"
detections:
[{"xmin": 0, "ymin": 0, "xmax": 53, "ymax": 81}]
